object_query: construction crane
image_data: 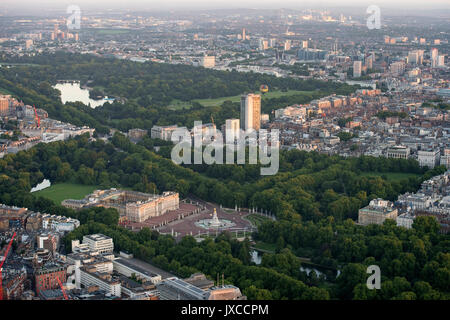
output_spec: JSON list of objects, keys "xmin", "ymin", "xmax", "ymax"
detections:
[
  {"xmin": 33, "ymin": 105, "xmax": 40, "ymax": 127},
  {"xmin": 0, "ymin": 232, "xmax": 16, "ymax": 300},
  {"xmin": 56, "ymin": 276, "xmax": 69, "ymax": 300}
]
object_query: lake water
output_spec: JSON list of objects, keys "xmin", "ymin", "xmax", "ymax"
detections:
[
  {"xmin": 251, "ymin": 250, "xmax": 262, "ymax": 264},
  {"xmin": 300, "ymin": 266, "xmax": 324, "ymax": 277},
  {"xmin": 53, "ymin": 82, "xmax": 114, "ymax": 109},
  {"xmin": 30, "ymin": 179, "xmax": 51, "ymax": 192}
]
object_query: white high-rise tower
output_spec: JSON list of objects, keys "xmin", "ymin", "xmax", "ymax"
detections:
[{"xmin": 240, "ymin": 94, "xmax": 261, "ymax": 131}]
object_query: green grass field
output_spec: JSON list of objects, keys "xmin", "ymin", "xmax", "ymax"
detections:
[
  {"xmin": 360, "ymin": 172, "xmax": 420, "ymax": 181},
  {"xmin": 244, "ymin": 214, "xmax": 272, "ymax": 227},
  {"xmin": 0, "ymin": 87, "xmax": 14, "ymax": 95},
  {"xmin": 167, "ymin": 90, "xmax": 315, "ymax": 110},
  {"xmin": 222, "ymin": 208, "xmax": 236, "ymax": 214},
  {"xmin": 33, "ymin": 183, "xmax": 100, "ymax": 204},
  {"xmin": 193, "ymin": 95, "xmax": 241, "ymax": 106},
  {"xmin": 194, "ymin": 90, "xmax": 314, "ymax": 107},
  {"xmin": 167, "ymin": 99, "xmax": 192, "ymax": 110},
  {"xmin": 252, "ymin": 241, "xmax": 277, "ymax": 253}
]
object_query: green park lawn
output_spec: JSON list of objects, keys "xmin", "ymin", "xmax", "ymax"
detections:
[
  {"xmin": 167, "ymin": 90, "xmax": 315, "ymax": 109},
  {"xmin": 0, "ymin": 87, "xmax": 14, "ymax": 95},
  {"xmin": 33, "ymin": 183, "xmax": 100, "ymax": 204},
  {"xmin": 167, "ymin": 99, "xmax": 193, "ymax": 110},
  {"xmin": 244, "ymin": 213, "xmax": 272, "ymax": 227},
  {"xmin": 252, "ymin": 241, "xmax": 277, "ymax": 253},
  {"xmin": 222, "ymin": 208, "xmax": 236, "ymax": 214},
  {"xmin": 194, "ymin": 90, "xmax": 314, "ymax": 107}
]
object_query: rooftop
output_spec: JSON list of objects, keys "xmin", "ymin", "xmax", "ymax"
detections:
[
  {"xmin": 157, "ymin": 277, "xmax": 209, "ymax": 300},
  {"xmin": 83, "ymin": 234, "xmax": 112, "ymax": 242},
  {"xmin": 113, "ymin": 258, "xmax": 159, "ymax": 278},
  {"xmin": 39, "ymin": 289, "xmax": 65, "ymax": 300}
]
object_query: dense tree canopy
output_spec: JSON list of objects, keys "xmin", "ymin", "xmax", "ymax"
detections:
[
  {"xmin": 0, "ymin": 133, "xmax": 447, "ymax": 299},
  {"xmin": 0, "ymin": 52, "xmax": 448, "ymax": 300},
  {"xmin": 0, "ymin": 52, "xmax": 358, "ymax": 131}
]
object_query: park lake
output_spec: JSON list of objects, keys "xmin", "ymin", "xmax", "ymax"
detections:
[
  {"xmin": 53, "ymin": 81, "xmax": 114, "ymax": 108},
  {"xmin": 30, "ymin": 179, "xmax": 51, "ymax": 192}
]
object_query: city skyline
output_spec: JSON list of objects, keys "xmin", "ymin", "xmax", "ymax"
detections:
[{"xmin": 0, "ymin": 0, "xmax": 448, "ymax": 306}]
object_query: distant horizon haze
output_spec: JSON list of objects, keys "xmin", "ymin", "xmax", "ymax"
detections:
[{"xmin": 0, "ymin": 0, "xmax": 449, "ymax": 15}]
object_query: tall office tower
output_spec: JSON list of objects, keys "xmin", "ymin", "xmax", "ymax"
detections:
[
  {"xmin": 54, "ymin": 24, "xmax": 58, "ymax": 37},
  {"xmin": 0, "ymin": 97, "xmax": 9, "ymax": 116},
  {"xmin": 408, "ymin": 50, "xmax": 419, "ymax": 64},
  {"xmin": 390, "ymin": 61, "xmax": 405, "ymax": 76},
  {"xmin": 240, "ymin": 94, "xmax": 261, "ymax": 131},
  {"xmin": 332, "ymin": 39, "xmax": 338, "ymax": 53},
  {"xmin": 417, "ymin": 50, "xmax": 424, "ymax": 64},
  {"xmin": 302, "ymin": 40, "xmax": 308, "ymax": 49},
  {"xmin": 353, "ymin": 61, "xmax": 362, "ymax": 78},
  {"xmin": 437, "ymin": 55, "xmax": 445, "ymax": 67},
  {"xmin": 430, "ymin": 48, "xmax": 439, "ymax": 67},
  {"xmin": 225, "ymin": 119, "xmax": 240, "ymax": 142},
  {"xmin": 365, "ymin": 54, "xmax": 373, "ymax": 69},
  {"xmin": 201, "ymin": 55, "xmax": 215, "ymax": 68},
  {"xmin": 25, "ymin": 39, "xmax": 33, "ymax": 49},
  {"xmin": 284, "ymin": 40, "xmax": 291, "ymax": 51},
  {"xmin": 242, "ymin": 28, "xmax": 246, "ymax": 40},
  {"xmin": 258, "ymin": 39, "xmax": 268, "ymax": 51},
  {"xmin": 275, "ymin": 49, "xmax": 280, "ymax": 61},
  {"xmin": 269, "ymin": 38, "xmax": 277, "ymax": 48}
]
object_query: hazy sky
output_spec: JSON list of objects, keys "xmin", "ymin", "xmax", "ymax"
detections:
[{"xmin": 1, "ymin": 0, "xmax": 449, "ymax": 13}]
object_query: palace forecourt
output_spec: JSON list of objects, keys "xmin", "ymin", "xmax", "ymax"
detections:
[
  {"xmin": 62, "ymin": 188, "xmax": 180, "ymax": 223},
  {"xmin": 61, "ymin": 188, "xmax": 252, "ymax": 237},
  {"xmin": 61, "ymin": 188, "xmax": 203, "ymax": 231}
]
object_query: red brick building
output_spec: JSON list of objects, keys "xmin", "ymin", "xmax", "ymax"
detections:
[
  {"xmin": 34, "ymin": 264, "xmax": 66, "ymax": 295},
  {"xmin": 0, "ymin": 98, "xmax": 9, "ymax": 116},
  {"xmin": 2, "ymin": 272, "xmax": 27, "ymax": 300}
]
